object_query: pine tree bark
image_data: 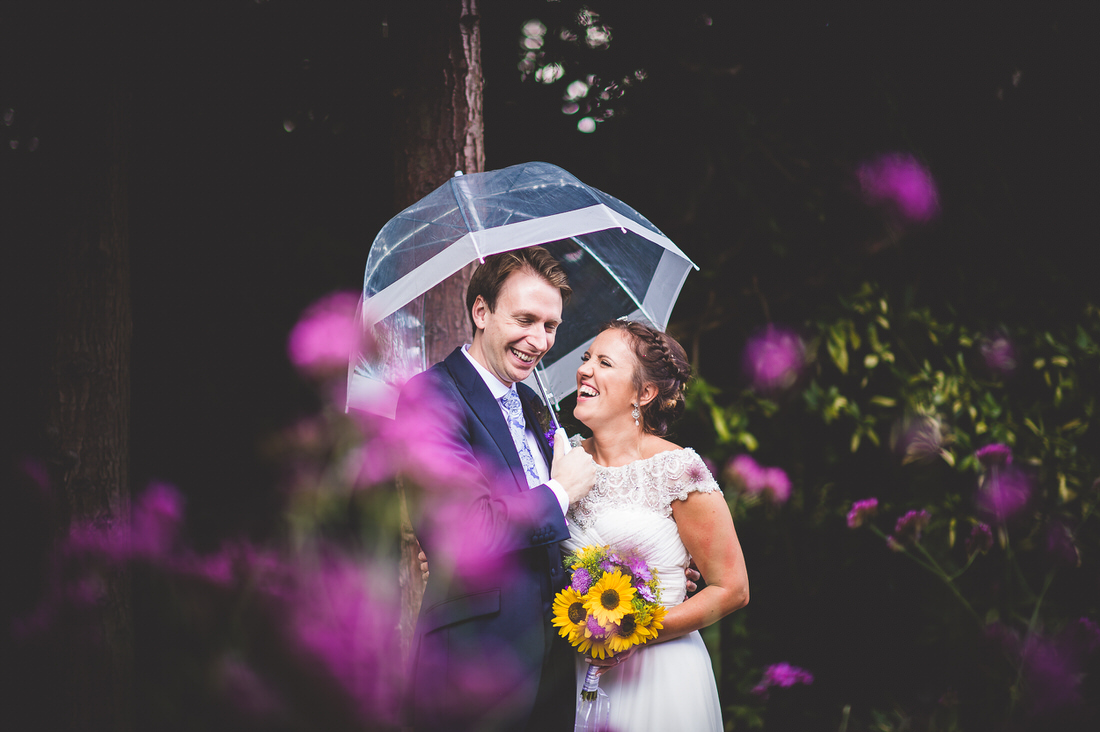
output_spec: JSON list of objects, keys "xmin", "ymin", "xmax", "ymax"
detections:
[{"xmin": 388, "ymin": 0, "xmax": 486, "ymax": 662}]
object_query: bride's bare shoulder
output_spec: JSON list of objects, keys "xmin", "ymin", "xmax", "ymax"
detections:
[{"xmin": 642, "ymin": 435, "xmax": 683, "ymax": 459}]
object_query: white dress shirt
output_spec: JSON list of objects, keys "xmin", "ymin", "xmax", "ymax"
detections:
[{"xmin": 461, "ymin": 346, "xmax": 569, "ymax": 516}]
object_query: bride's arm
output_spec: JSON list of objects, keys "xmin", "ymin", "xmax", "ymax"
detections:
[{"xmin": 656, "ymin": 490, "xmax": 748, "ymax": 642}]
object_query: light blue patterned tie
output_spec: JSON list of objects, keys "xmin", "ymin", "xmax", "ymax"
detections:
[{"xmin": 501, "ymin": 388, "xmax": 540, "ymax": 487}]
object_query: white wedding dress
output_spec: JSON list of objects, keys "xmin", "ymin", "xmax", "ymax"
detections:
[{"xmin": 562, "ymin": 446, "xmax": 724, "ymax": 732}]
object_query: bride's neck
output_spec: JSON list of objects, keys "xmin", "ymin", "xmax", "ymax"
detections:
[{"xmin": 587, "ymin": 422, "xmax": 647, "ymax": 468}]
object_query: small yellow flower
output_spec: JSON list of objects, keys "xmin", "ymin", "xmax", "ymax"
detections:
[
  {"xmin": 584, "ymin": 570, "xmax": 636, "ymax": 627},
  {"xmin": 635, "ymin": 604, "xmax": 666, "ymax": 640},
  {"xmin": 551, "ymin": 587, "xmax": 588, "ymax": 643},
  {"xmin": 569, "ymin": 544, "xmax": 607, "ymax": 570}
]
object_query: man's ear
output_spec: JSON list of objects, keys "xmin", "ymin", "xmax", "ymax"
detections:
[
  {"xmin": 638, "ymin": 383, "xmax": 659, "ymax": 407},
  {"xmin": 471, "ymin": 295, "xmax": 490, "ymax": 331}
]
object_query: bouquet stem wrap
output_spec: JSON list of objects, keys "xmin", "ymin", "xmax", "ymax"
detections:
[{"xmin": 575, "ymin": 666, "xmax": 610, "ymax": 732}]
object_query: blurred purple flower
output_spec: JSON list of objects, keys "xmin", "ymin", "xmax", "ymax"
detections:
[
  {"xmin": 277, "ymin": 552, "xmax": 404, "ymax": 725},
  {"xmin": 752, "ymin": 662, "xmax": 814, "ymax": 699},
  {"xmin": 742, "ymin": 326, "xmax": 806, "ymax": 393},
  {"xmin": 1021, "ymin": 634, "xmax": 1083, "ymax": 717},
  {"xmin": 980, "ymin": 332, "xmax": 1017, "ymax": 376},
  {"xmin": 1070, "ymin": 618, "xmax": 1100, "ymax": 655},
  {"xmin": 727, "ymin": 454, "xmax": 791, "ymax": 504},
  {"xmin": 572, "ymin": 567, "xmax": 593, "ymax": 594},
  {"xmin": 965, "ymin": 523, "xmax": 993, "ymax": 558},
  {"xmin": 888, "ymin": 509, "xmax": 931, "ymax": 548},
  {"xmin": 976, "ymin": 467, "xmax": 1032, "ymax": 522},
  {"xmin": 1043, "ymin": 519, "xmax": 1079, "ymax": 567},
  {"xmin": 857, "ymin": 152, "xmax": 940, "ymax": 223},
  {"xmin": 287, "ymin": 291, "xmax": 366, "ymax": 377},
  {"xmin": 130, "ymin": 482, "xmax": 185, "ymax": 559},
  {"xmin": 846, "ymin": 498, "xmax": 879, "ymax": 529},
  {"xmin": 975, "ymin": 443, "xmax": 1013, "ymax": 468}
]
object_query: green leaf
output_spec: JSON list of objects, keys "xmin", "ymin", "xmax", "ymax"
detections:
[{"xmin": 828, "ymin": 325, "xmax": 849, "ymax": 374}]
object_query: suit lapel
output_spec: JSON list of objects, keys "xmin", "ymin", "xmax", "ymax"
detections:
[{"xmin": 443, "ymin": 348, "xmax": 529, "ymax": 490}]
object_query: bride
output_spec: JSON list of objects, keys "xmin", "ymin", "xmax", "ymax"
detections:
[{"xmin": 563, "ymin": 320, "xmax": 749, "ymax": 732}]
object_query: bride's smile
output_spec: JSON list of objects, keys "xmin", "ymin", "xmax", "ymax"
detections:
[{"xmin": 574, "ymin": 328, "xmax": 646, "ymax": 430}]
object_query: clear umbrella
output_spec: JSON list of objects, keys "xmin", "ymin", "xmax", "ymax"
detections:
[{"xmin": 347, "ymin": 161, "xmax": 697, "ymax": 420}]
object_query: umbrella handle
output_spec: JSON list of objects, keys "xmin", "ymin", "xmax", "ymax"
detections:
[{"xmin": 532, "ymin": 368, "xmax": 571, "ymax": 454}]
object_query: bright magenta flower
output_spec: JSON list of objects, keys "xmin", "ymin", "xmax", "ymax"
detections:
[
  {"xmin": 287, "ymin": 291, "xmax": 366, "ymax": 377},
  {"xmin": 857, "ymin": 152, "xmax": 940, "ymax": 223},
  {"xmin": 742, "ymin": 326, "xmax": 805, "ymax": 393},
  {"xmin": 975, "ymin": 443, "xmax": 1012, "ymax": 468},
  {"xmin": 846, "ymin": 498, "xmax": 879, "ymax": 528},
  {"xmin": 888, "ymin": 509, "xmax": 931, "ymax": 548},
  {"xmin": 752, "ymin": 662, "xmax": 814, "ymax": 698}
]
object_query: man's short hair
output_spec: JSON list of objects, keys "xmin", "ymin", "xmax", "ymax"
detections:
[{"xmin": 466, "ymin": 246, "xmax": 572, "ymax": 334}]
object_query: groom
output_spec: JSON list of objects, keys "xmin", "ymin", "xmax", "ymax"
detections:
[{"xmin": 397, "ymin": 247, "xmax": 597, "ymax": 731}]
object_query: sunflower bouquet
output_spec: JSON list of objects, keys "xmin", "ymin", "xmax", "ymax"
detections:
[{"xmin": 552, "ymin": 545, "xmax": 666, "ymax": 729}]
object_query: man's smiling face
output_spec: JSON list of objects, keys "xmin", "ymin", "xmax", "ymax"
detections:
[{"xmin": 468, "ymin": 268, "xmax": 563, "ymax": 387}]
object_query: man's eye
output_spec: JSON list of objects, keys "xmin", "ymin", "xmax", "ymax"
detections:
[{"xmin": 581, "ymin": 354, "xmax": 590, "ymax": 362}]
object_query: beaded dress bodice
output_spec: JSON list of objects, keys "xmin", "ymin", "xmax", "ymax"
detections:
[{"xmin": 562, "ymin": 445, "xmax": 722, "ymax": 608}]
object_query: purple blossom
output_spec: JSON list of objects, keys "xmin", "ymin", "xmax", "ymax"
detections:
[
  {"xmin": 287, "ymin": 291, "xmax": 367, "ymax": 377},
  {"xmin": 980, "ymin": 332, "xmax": 1017, "ymax": 376},
  {"xmin": 727, "ymin": 455, "xmax": 791, "ymax": 504},
  {"xmin": 1043, "ymin": 520, "xmax": 1079, "ymax": 567},
  {"xmin": 975, "ymin": 444, "xmax": 1013, "ymax": 468},
  {"xmin": 965, "ymin": 523, "xmax": 993, "ymax": 557},
  {"xmin": 625, "ymin": 556, "xmax": 652, "ymax": 583},
  {"xmin": 846, "ymin": 498, "xmax": 879, "ymax": 529},
  {"xmin": 636, "ymin": 585, "xmax": 655, "ymax": 602},
  {"xmin": 586, "ymin": 614, "xmax": 608, "ymax": 638},
  {"xmin": 888, "ymin": 509, "xmax": 931, "ymax": 548},
  {"xmin": 742, "ymin": 326, "xmax": 806, "ymax": 393},
  {"xmin": 976, "ymin": 467, "xmax": 1032, "ymax": 522},
  {"xmin": 856, "ymin": 152, "xmax": 940, "ymax": 223},
  {"xmin": 572, "ymin": 567, "xmax": 593, "ymax": 595},
  {"xmin": 751, "ymin": 662, "xmax": 815, "ymax": 698}
]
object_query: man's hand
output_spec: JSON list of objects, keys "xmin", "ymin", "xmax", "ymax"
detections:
[
  {"xmin": 418, "ymin": 548, "xmax": 429, "ymax": 581},
  {"xmin": 685, "ymin": 561, "xmax": 702, "ymax": 596},
  {"xmin": 550, "ymin": 431, "xmax": 596, "ymax": 504}
]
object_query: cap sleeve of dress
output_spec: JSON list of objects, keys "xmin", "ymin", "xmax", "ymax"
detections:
[{"xmin": 663, "ymin": 448, "xmax": 723, "ymax": 508}]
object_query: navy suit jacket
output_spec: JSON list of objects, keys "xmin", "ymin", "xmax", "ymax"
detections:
[{"xmin": 398, "ymin": 347, "xmax": 573, "ymax": 731}]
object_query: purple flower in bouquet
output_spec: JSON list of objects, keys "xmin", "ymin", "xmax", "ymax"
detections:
[
  {"xmin": 625, "ymin": 556, "xmax": 652, "ymax": 583},
  {"xmin": 287, "ymin": 291, "xmax": 367, "ymax": 377},
  {"xmin": 980, "ymin": 332, "xmax": 1017, "ymax": 376},
  {"xmin": 857, "ymin": 152, "xmax": 940, "ymax": 223},
  {"xmin": 887, "ymin": 509, "xmax": 931, "ymax": 548},
  {"xmin": 965, "ymin": 523, "xmax": 993, "ymax": 557},
  {"xmin": 975, "ymin": 443, "xmax": 1013, "ymax": 468},
  {"xmin": 846, "ymin": 498, "xmax": 879, "ymax": 529},
  {"xmin": 752, "ymin": 662, "xmax": 814, "ymax": 699},
  {"xmin": 636, "ymin": 584, "xmax": 656, "ymax": 602},
  {"xmin": 976, "ymin": 467, "xmax": 1032, "ymax": 522},
  {"xmin": 572, "ymin": 567, "xmax": 594, "ymax": 595},
  {"xmin": 586, "ymin": 614, "xmax": 609, "ymax": 639},
  {"xmin": 742, "ymin": 326, "xmax": 806, "ymax": 393}
]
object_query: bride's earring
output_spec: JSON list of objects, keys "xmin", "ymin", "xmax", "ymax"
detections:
[{"xmin": 631, "ymin": 403, "xmax": 640, "ymax": 426}]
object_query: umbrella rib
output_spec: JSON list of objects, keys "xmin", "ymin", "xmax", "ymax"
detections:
[
  {"xmin": 571, "ymin": 237, "xmax": 656, "ymax": 324},
  {"xmin": 449, "ymin": 175, "xmax": 486, "ymax": 262}
]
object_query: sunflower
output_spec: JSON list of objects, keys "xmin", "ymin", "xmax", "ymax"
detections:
[
  {"xmin": 584, "ymin": 570, "xmax": 637, "ymax": 626},
  {"xmin": 605, "ymin": 613, "xmax": 649, "ymax": 653},
  {"xmin": 551, "ymin": 587, "xmax": 589, "ymax": 644}
]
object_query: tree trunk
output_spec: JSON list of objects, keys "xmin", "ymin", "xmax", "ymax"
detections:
[
  {"xmin": 42, "ymin": 27, "xmax": 135, "ymax": 732},
  {"xmin": 388, "ymin": 0, "xmax": 486, "ymax": 663}
]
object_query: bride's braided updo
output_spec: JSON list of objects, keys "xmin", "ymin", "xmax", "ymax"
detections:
[{"xmin": 602, "ymin": 320, "xmax": 692, "ymax": 436}]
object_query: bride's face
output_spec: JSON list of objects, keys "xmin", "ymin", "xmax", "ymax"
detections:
[{"xmin": 574, "ymin": 328, "xmax": 640, "ymax": 430}]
